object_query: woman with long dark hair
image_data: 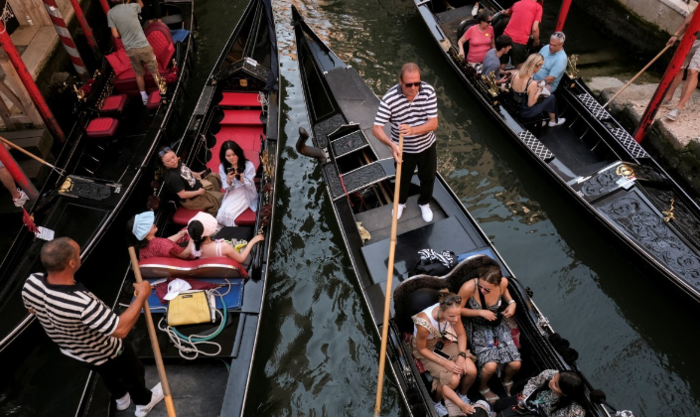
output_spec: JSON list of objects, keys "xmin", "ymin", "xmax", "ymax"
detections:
[
  {"xmin": 493, "ymin": 370, "xmax": 586, "ymax": 417},
  {"xmin": 217, "ymin": 141, "xmax": 258, "ymax": 227},
  {"xmin": 187, "ymin": 212, "xmax": 263, "ymax": 264}
]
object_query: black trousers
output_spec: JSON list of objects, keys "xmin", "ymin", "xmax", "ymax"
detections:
[
  {"xmin": 398, "ymin": 141, "xmax": 437, "ymax": 205},
  {"xmin": 86, "ymin": 343, "xmax": 152, "ymax": 406}
]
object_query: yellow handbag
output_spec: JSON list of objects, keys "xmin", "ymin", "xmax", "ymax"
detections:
[{"xmin": 167, "ymin": 291, "xmax": 212, "ymax": 326}]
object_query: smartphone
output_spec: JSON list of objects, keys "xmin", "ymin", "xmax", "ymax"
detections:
[
  {"xmin": 202, "ymin": 167, "xmax": 212, "ymax": 177},
  {"xmin": 433, "ymin": 348, "xmax": 451, "ymax": 360},
  {"xmin": 226, "ymin": 167, "xmax": 235, "ymax": 172}
]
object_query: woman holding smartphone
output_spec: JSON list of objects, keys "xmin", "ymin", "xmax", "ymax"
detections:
[
  {"xmin": 412, "ymin": 289, "xmax": 477, "ymax": 416},
  {"xmin": 217, "ymin": 141, "xmax": 258, "ymax": 227}
]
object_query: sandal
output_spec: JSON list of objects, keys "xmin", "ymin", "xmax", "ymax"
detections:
[
  {"xmin": 479, "ymin": 388, "xmax": 499, "ymax": 404},
  {"xmin": 501, "ymin": 380, "xmax": 514, "ymax": 396}
]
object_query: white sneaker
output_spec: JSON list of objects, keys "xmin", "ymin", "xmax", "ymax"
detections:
[
  {"xmin": 392, "ymin": 203, "xmax": 406, "ymax": 220},
  {"xmin": 548, "ymin": 117, "xmax": 566, "ymax": 127},
  {"xmin": 13, "ymin": 188, "xmax": 29, "ymax": 207},
  {"xmin": 433, "ymin": 401, "xmax": 448, "ymax": 417},
  {"xmin": 116, "ymin": 393, "xmax": 131, "ymax": 411},
  {"xmin": 419, "ymin": 203, "xmax": 433, "ymax": 222},
  {"xmin": 665, "ymin": 108, "xmax": 680, "ymax": 120},
  {"xmin": 134, "ymin": 383, "xmax": 164, "ymax": 417}
]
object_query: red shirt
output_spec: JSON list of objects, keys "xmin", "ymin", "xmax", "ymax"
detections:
[
  {"xmin": 463, "ymin": 25, "xmax": 495, "ymax": 63},
  {"xmin": 503, "ymin": 0, "xmax": 543, "ymax": 45},
  {"xmin": 140, "ymin": 237, "xmax": 186, "ymax": 259}
]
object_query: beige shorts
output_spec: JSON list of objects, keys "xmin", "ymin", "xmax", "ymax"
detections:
[
  {"xmin": 683, "ymin": 39, "xmax": 700, "ymax": 71},
  {"xmin": 126, "ymin": 45, "xmax": 159, "ymax": 77}
]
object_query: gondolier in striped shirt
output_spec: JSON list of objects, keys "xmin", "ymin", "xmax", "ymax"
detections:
[
  {"xmin": 22, "ymin": 237, "xmax": 164, "ymax": 416},
  {"xmin": 373, "ymin": 62, "xmax": 438, "ymax": 222}
]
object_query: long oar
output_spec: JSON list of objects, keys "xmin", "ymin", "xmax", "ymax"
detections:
[
  {"xmin": 603, "ymin": 44, "xmax": 673, "ymax": 108},
  {"xmin": 0, "ymin": 135, "xmax": 66, "ymax": 176},
  {"xmin": 128, "ymin": 247, "xmax": 177, "ymax": 417},
  {"xmin": 374, "ymin": 133, "xmax": 404, "ymax": 416}
]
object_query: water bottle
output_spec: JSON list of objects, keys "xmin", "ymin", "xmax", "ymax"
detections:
[{"xmin": 485, "ymin": 328, "xmax": 494, "ymax": 348}]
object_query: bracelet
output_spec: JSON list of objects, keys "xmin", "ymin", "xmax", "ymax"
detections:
[
  {"xmin": 458, "ymin": 351, "xmax": 468, "ymax": 359},
  {"xmin": 508, "ymin": 299, "xmax": 516, "ymax": 305}
]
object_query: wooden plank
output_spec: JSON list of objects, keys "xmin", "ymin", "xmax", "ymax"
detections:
[
  {"xmin": 8, "ymin": 0, "xmax": 52, "ymax": 26},
  {"xmin": 0, "ymin": 51, "xmax": 44, "ymax": 127}
]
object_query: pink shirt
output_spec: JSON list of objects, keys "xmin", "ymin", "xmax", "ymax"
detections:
[
  {"xmin": 462, "ymin": 25, "xmax": 495, "ymax": 63},
  {"xmin": 503, "ymin": 0, "xmax": 543, "ymax": 45}
]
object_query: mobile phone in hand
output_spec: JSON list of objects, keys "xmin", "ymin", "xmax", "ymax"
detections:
[{"xmin": 202, "ymin": 167, "xmax": 212, "ymax": 177}]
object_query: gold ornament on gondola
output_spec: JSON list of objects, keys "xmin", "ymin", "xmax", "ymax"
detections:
[
  {"xmin": 566, "ymin": 54, "xmax": 579, "ymax": 80},
  {"xmin": 616, "ymin": 164, "xmax": 634, "ymax": 179},
  {"xmin": 484, "ymin": 71, "xmax": 499, "ymax": 98},
  {"xmin": 663, "ymin": 198, "xmax": 675, "ymax": 222},
  {"xmin": 59, "ymin": 177, "xmax": 74, "ymax": 194}
]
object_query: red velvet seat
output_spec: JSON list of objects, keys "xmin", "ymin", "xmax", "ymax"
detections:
[
  {"xmin": 139, "ymin": 256, "xmax": 248, "ymax": 279},
  {"xmin": 219, "ymin": 92, "xmax": 261, "ymax": 107},
  {"xmin": 147, "ymin": 91, "xmax": 162, "ymax": 110},
  {"xmin": 220, "ymin": 110, "xmax": 263, "ymax": 126},
  {"xmin": 100, "ymin": 94, "xmax": 128, "ymax": 114},
  {"xmin": 86, "ymin": 117, "xmax": 119, "ymax": 138},
  {"xmin": 172, "ymin": 206, "xmax": 202, "ymax": 226},
  {"xmin": 234, "ymin": 208, "xmax": 256, "ymax": 226}
]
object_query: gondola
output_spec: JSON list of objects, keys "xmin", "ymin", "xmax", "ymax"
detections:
[
  {"xmin": 72, "ymin": 0, "xmax": 279, "ymax": 415},
  {"xmin": 292, "ymin": 7, "xmax": 632, "ymax": 417},
  {"xmin": 413, "ymin": 0, "xmax": 700, "ymax": 302},
  {"xmin": 0, "ymin": 1, "xmax": 195, "ymax": 352}
]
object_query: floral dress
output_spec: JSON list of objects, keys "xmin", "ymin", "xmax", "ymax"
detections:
[
  {"xmin": 465, "ymin": 279, "xmax": 520, "ymax": 370},
  {"xmin": 522, "ymin": 370, "xmax": 585, "ymax": 417}
]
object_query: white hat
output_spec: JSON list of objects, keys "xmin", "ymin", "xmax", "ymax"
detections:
[
  {"xmin": 163, "ymin": 278, "xmax": 192, "ymax": 301},
  {"xmin": 188, "ymin": 211, "xmax": 218, "ymax": 237}
]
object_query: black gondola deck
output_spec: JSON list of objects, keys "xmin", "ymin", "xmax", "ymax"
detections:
[{"xmin": 293, "ymin": 7, "xmax": 626, "ymax": 417}]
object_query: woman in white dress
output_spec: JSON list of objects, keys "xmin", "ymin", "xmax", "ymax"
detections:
[{"xmin": 216, "ymin": 141, "xmax": 258, "ymax": 227}]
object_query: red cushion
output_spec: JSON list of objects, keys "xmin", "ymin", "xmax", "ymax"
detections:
[
  {"xmin": 220, "ymin": 110, "xmax": 263, "ymax": 126},
  {"xmin": 219, "ymin": 92, "xmax": 261, "ymax": 107},
  {"xmin": 234, "ymin": 208, "xmax": 256, "ymax": 226},
  {"xmin": 105, "ymin": 48, "xmax": 132, "ymax": 77},
  {"xmin": 101, "ymin": 94, "xmax": 127, "ymax": 113},
  {"xmin": 114, "ymin": 68, "xmax": 177, "ymax": 97},
  {"xmin": 172, "ymin": 207, "xmax": 202, "ymax": 226},
  {"xmin": 86, "ymin": 117, "xmax": 119, "ymax": 137},
  {"xmin": 147, "ymin": 91, "xmax": 161, "ymax": 110},
  {"xmin": 147, "ymin": 31, "xmax": 175, "ymax": 73},
  {"xmin": 139, "ymin": 256, "xmax": 248, "ymax": 279}
]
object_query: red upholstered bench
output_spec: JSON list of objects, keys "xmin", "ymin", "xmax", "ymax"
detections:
[
  {"xmin": 86, "ymin": 117, "xmax": 119, "ymax": 138},
  {"xmin": 234, "ymin": 208, "xmax": 256, "ymax": 226},
  {"xmin": 147, "ymin": 91, "xmax": 161, "ymax": 110},
  {"xmin": 139, "ymin": 256, "xmax": 248, "ymax": 279},
  {"xmin": 172, "ymin": 207, "xmax": 202, "ymax": 226},
  {"xmin": 100, "ymin": 94, "xmax": 128, "ymax": 114}
]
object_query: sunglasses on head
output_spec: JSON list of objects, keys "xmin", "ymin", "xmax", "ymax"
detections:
[
  {"xmin": 402, "ymin": 81, "xmax": 421, "ymax": 88},
  {"xmin": 440, "ymin": 295, "xmax": 462, "ymax": 305},
  {"xmin": 158, "ymin": 147, "xmax": 172, "ymax": 158}
]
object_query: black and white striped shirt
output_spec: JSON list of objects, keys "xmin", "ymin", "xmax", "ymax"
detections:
[
  {"xmin": 374, "ymin": 82, "xmax": 438, "ymax": 153},
  {"xmin": 22, "ymin": 273, "xmax": 122, "ymax": 366}
]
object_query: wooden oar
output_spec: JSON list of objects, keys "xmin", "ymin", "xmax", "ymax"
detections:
[
  {"xmin": 603, "ymin": 44, "xmax": 673, "ymax": 108},
  {"xmin": 0, "ymin": 135, "xmax": 66, "ymax": 176},
  {"xmin": 374, "ymin": 133, "xmax": 404, "ymax": 416},
  {"xmin": 128, "ymin": 247, "xmax": 177, "ymax": 417}
]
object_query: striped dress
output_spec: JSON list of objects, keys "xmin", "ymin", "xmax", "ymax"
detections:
[
  {"xmin": 22, "ymin": 273, "xmax": 122, "ymax": 366},
  {"xmin": 374, "ymin": 82, "xmax": 438, "ymax": 154}
]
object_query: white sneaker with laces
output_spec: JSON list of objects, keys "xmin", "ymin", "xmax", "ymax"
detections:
[
  {"xmin": 419, "ymin": 203, "xmax": 433, "ymax": 222},
  {"xmin": 116, "ymin": 393, "xmax": 131, "ymax": 411},
  {"xmin": 392, "ymin": 203, "xmax": 406, "ymax": 220},
  {"xmin": 665, "ymin": 108, "xmax": 681, "ymax": 120},
  {"xmin": 13, "ymin": 188, "xmax": 29, "ymax": 207},
  {"xmin": 548, "ymin": 117, "xmax": 566, "ymax": 127},
  {"xmin": 433, "ymin": 401, "xmax": 448, "ymax": 417},
  {"xmin": 134, "ymin": 383, "xmax": 164, "ymax": 417}
]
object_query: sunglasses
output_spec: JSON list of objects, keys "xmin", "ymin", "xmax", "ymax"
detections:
[
  {"xmin": 440, "ymin": 295, "xmax": 462, "ymax": 305},
  {"xmin": 402, "ymin": 81, "xmax": 421, "ymax": 88},
  {"xmin": 477, "ymin": 281, "xmax": 493, "ymax": 293},
  {"xmin": 158, "ymin": 147, "xmax": 172, "ymax": 158}
]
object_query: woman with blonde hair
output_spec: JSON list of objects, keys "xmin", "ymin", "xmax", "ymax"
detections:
[{"xmin": 511, "ymin": 53, "xmax": 565, "ymax": 127}]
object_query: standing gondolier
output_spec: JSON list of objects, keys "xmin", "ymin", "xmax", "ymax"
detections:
[
  {"xmin": 22, "ymin": 238, "xmax": 164, "ymax": 416},
  {"xmin": 373, "ymin": 62, "xmax": 439, "ymax": 222}
]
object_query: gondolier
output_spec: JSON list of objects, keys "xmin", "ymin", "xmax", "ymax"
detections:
[
  {"xmin": 373, "ymin": 62, "xmax": 438, "ymax": 222},
  {"xmin": 22, "ymin": 238, "xmax": 164, "ymax": 416}
]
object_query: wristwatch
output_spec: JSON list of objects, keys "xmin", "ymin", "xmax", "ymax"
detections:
[{"xmin": 458, "ymin": 351, "xmax": 468, "ymax": 359}]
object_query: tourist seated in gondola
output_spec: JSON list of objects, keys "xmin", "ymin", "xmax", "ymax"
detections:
[
  {"xmin": 217, "ymin": 141, "xmax": 258, "ymax": 227},
  {"xmin": 412, "ymin": 289, "xmax": 477, "ymax": 416},
  {"xmin": 532, "ymin": 32, "xmax": 567, "ymax": 92},
  {"xmin": 492, "ymin": 369, "xmax": 586, "ymax": 417},
  {"xmin": 187, "ymin": 211, "xmax": 263, "ymax": 265},
  {"xmin": 452, "ymin": 256, "xmax": 521, "ymax": 404},
  {"xmin": 511, "ymin": 54, "xmax": 565, "ymax": 127},
  {"xmin": 458, "ymin": 11, "xmax": 495, "ymax": 66},
  {"xmin": 481, "ymin": 35, "xmax": 513, "ymax": 85},
  {"xmin": 127, "ymin": 210, "xmax": 192, "ymax": 260},
  {"xmin": 159, "ymin": 146, "xmax": 224, "ymax": 215}
]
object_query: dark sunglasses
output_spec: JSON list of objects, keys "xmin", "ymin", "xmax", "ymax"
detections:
[
  {"xmin": 158, "ymin": 147, "xmax": 172, "ymax": 158},
  {"xmin": 402, "ymin": 81, "xmax": 421, "ymax": 88},
  {"xmin": 486, "ymin": 20, "xmax": 493, "ymax": 24},
  {"xmin": 477, "ymin": 281, "xmax": 492, "ymax": 293},
  {"xmin": 440, "ymin": 295, "xmax": 462, "ymax": 305}
]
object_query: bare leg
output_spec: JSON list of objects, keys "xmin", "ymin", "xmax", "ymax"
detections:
[
  {"xmin": 549, "ymin": 112, "xmax": 557, "ymax": 123},
  {"xmin": 676, "ymin": 69, "xmax": 698, "ymax": 110},
  {"xmin": 664, "ymin": 71, "xmax": 685, "ymax": 102},
  {"xmin": 459, "ymin": 359, "xmax": 477, "ymax": 395},
  {"xmin": 501, "ymin": 360, "xmax": 521, "ymax": 395},
  {"xmin": 444, "ymin": 375, "xmax": 475, "ymax": 415},
  {"xmin": 479, "ymin": 361, "xmax": 497, "ymax": 391},
  {"xmin": 0, "ymin": 166, "xmax": 20, "ymax": 199}
]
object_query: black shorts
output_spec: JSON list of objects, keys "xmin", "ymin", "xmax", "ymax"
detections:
[{"xmin": 510, "ymin": 42, "xmax": 529, "ymax": 67}]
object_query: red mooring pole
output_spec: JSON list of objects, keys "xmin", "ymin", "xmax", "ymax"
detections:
[
  {"xmin": 0, "ymin": 144, "xmax": 39, "ymax": 201},
  {"xmin": 0, "ymin": 22, "xmax": 66, "ymax": 143},
  {"xmin": 98, "ymin": 0, "xmax": 111, "ymax": 16},
  {"xmin": 42, "ymin": 0, "xmax": 89, "ymax": 81},
  {"xmin": 555, "ymin": 0, "xmax": 573, "ymax": 32},
  {"xmin": 68, "ymin": 0, "xmax": 100, "ymax": 56},
  {"xmin": 633, "ymin": 10, "xmax": 700, "ymax": 143}
]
